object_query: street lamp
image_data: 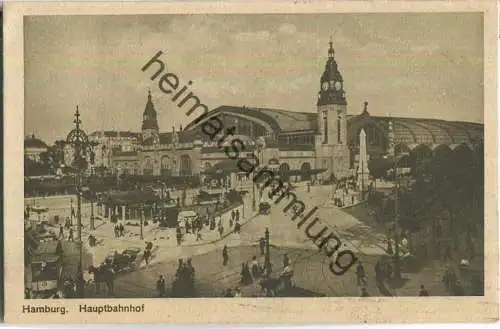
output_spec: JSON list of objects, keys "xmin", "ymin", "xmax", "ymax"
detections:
[
  {"xmin": 253, "ymin": 139, "xmax": 265, "ymax": 212},
  {"xmin": 140, "ymin": 204, "xmax": 144, "ymax": 240},
  {"xmin": 66, "ymin": 106, "xmax": 95, "ymax": 298},
  {"xmin": 90, "ymin": 190, "xmax": 95, "ymax": 231},
  {"xmin": 387, "ymin": 152, "xmax": 409, "ymax": 283},
  {"xmin": 264, "ymin": 227, "xmax": 271, "ymax": 274}
]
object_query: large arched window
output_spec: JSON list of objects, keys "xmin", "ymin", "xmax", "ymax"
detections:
[
  {"xmin": 143, "ymin": 157, "xmax": 153, "ymax": 176},
  {"xmin": 180, "ymin": 155, "xmax": 192, "ymax": 176},
  {"xmin": 161, "ymin": 156, "xmax": 171, "ymax": 176}
]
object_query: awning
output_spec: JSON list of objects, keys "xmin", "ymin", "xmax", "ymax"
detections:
[
  {"xmin": 105, "ymin": 190, "xmax": 159, "ymax": 206},
  {"xmin": 203, "ymin": 159, "xmax": 242, "ymax": 176},
  {"xmin": 287, "ymin": 168, "xmax": 327, "ymax": 176}
]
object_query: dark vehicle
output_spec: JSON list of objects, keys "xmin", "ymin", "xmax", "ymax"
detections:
[
  {"xmin": 104, "ymin": 247, "xmax": 141, "ymax": 273},
  {"xmin": 157, "ymin": 205, "xmax": 180, "ymax": 228},
  {"xmin": 30, "ymin": 240, "xmax": 64, "ymax": 298},
  {"xmin": 259, "ymin": 202, "xmax": 271, "ymax": 215}
]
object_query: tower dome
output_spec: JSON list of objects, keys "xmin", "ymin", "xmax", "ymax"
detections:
[
  {"xmin": 142, "ymin": 90, "xmax": 159, "ymax": 131},
  {"xmin": 317, "ymin": 39, "xmax": 346, "ymax": 106}
]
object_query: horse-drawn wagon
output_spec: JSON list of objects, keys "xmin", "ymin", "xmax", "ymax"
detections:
[{"xmin": 104, "ymin": 247, "xmax": 141, "ymax": 273}]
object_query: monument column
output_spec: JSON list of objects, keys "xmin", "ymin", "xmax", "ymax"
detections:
[{"xmin": 357, "ymin": 128, "xmax": 370, "ymax": 198}]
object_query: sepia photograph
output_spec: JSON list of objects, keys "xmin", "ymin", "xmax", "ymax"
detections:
[{"xmin": 4, "ymin": 1, "xmax": 498, "ymax": 324}]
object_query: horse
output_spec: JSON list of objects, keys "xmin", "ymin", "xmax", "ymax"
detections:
[
  {"xmin": 88, "ymin": 265, "xmax": 115, "ymax": 296},
  {"xmin": 259, "ymin": 277, "xmax": 281, "ymax": 297}
]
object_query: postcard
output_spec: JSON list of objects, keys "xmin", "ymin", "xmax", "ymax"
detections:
[{"xmin": 4, "ymin": 1, "xmax": 498, "ymax": 324}]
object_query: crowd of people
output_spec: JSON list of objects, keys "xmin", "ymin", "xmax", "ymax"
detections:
[
  {"xmin": 175, "ymin": 208, "xmax": 243, "ymax": 246},
  {"xmin": 155, "ymin": 258, "xmax": 197, "ymax": 297}
]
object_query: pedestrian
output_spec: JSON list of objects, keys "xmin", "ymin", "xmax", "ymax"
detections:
[
  {"xmin": 59, "ymin": 225, "xmax": 65, "ymax": 239},
  {"xmin": 196, "ymin": 228, "xmax": 202, "ymax": 241},
  {"xmin": 218, "ymin": 222, "xmax": 224, "ymax": 238},
  {"xmin": 283, "ymin": 253, "xmax": 290, "ymax": 267},
  {"xmin": 251, "ymin": 256, "xmax": 260, "ymax": 278},
  {"xmin": 443, "ymin": 243, "xmax": 452, "ymax": 261},
  {"xmin": 68, "ymin": 228, "xmax": 74, "ymax": 242},
  {"xmin": 231, "ymin": 210, "xmax": 235, "ymax": 223},
  {"xmin": 222, "ymin": 245, "xmax": 229, "ymax": 266},
  {"xmin": 175, "ymin": 259, "xmax": 183, "ymax": 279},
  {"xmin": 176, "ymin": 228, "xmax": 182, "ymax": 246},
  {"xmin": 452, "ymin": 281, "xmax": 465, "ymax": 296},
  {"xmin": 259, "ymin": 237, "xmax": 266, "ymax": 256},
  {"xmin": 240, "ymin": 263, "xmax": 253, "ymax": 285},
  {"xmin": 234, "ymin": 221, "xmax": 241, "ymax": 234},
  {"xmin": 156, "ymin": 275, "xmax": 166, "ymax": 297},
  {"xmin": 234, "ymin": 288, "xmax": 242, "ymax": 297},
  {"xmin": 223, "ymin": 288, "xmax": 234, "ymax": 297},
  {"xmin": 236, "ymin": 209, "xmax": 240, "ymax": 222},
  {"xmin": 360, "ymin": 287, "xmax": 370, "ymax": 297},
  {"xmin": 71, "ymin": 206, "xmax": 75, "ymax": 219},
  {"xmin": 374, "ymin": 260, "xmax": 383, "ymax": 285},
  {"xmin": 143, "ymin": 249, "xmax": 151, "ymax": 265},
  {"xmin": 119, "ymin": 223, "xmax": 125, "ymax": 237},
  {"xmin": 419, "ymin": 284, "xmax": 429, "ymax": 296},
  {"xmin": 356, "ymin": 262, "xmax": 367, "ymax": 286}
]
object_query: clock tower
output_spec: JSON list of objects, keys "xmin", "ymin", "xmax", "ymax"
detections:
[
  {"xmin": 141, "ymin": 90, "xmax": 160, "ymax": 143},
  {"xmin": 315, "ymin": 39, "xmax": 350, "ymax": 178}
]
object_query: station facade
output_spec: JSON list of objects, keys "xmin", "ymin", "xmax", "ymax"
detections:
[{"xmin": 87, "ymin": 42, "xmax": 483, "ymax": 182}]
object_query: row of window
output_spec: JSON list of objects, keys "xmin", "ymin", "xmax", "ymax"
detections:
[{"xmin": 278, "ymin": 135, "xmax": 315, "ymax": 145}]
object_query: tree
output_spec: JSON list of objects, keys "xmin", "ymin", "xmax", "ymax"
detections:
[{"xmin": 368, "ymin": 157, "xmax": 392, "ymax": 179}]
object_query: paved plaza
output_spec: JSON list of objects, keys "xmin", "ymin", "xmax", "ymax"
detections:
[{"xmin": 26, "ymin": 183, "xmax": 452, "ymax": 298}]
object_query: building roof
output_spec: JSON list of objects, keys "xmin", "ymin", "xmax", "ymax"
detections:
[
  {"xmin": 184, "ymin": 105, "xmax": 317, "ymax": 133},
  {"xmin": 185, "ymin": 105, "xmax": 483, "ymax": 146},
  {"xmin": 347, "ymin": 114, "xmax": 483, "ymax": 146},
  {"xmin": 24, "ymin": 134, "xmax": 48, "ymax": 149},
  {"xmin": 88, "ymin": 131, "xmax": 139, "ymax": 138}
]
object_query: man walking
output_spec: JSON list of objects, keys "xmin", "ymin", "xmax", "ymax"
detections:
[
  {"xmin": 156, "ymin": 275, "xmax": 166, "ymax": 297},
  {"xmin": 356, "ymin": 262, "xmax": 367, "ymax": 286},
  {"xmin": 222, "ymin": 245, "xmax": 229, "ymax": 266},
  {"xmin": 283, "ymin": 253, "xmax": 290, "ymax": 268},
  {"xmin": 259, "ymin": 237, "xmax": 266, "ymax": 256},
  {"xmin": 419, "ymin": 284, "xmax": 430, "ymax": 296}
]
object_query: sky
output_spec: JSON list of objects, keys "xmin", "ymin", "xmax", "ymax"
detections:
[{"xmin": 24, "ymin": 13, "xmax": 484, "ymax": 144}]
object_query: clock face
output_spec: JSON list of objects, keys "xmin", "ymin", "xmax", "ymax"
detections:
[
  {"xmin": 322, "ymin": 82, "xmax": 329, "ymax": 91},
  {"xmin": 335, "ymin": 81, "xmax": 342, "ymax": 90}
]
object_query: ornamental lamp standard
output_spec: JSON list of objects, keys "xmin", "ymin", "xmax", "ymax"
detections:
[
  {"xmin": 264, "ymin": 227, "xmax": 272, "ymax": 274},
  {"xmin": 90, "ymin": 190, "xmax": 95, "ymax": 231},
  {"xmin": 140, "ymin": 203, "xmax": 144, "ymax": 241},
  {"xmin": 66, "ymin": 106, "xmax": 95, "ymax": 298},
  {"xmin": 252, "ymin": 139, "xmax": 265, "ymax": 212},
  {"xmin": 385, "ymin": 151, "xmax": 409, "ymax": 283}
]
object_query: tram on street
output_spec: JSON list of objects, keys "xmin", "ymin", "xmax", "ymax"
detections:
[{"xmin": 30, "ymin": 240, "xmax": 64, "ymax": 298}]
